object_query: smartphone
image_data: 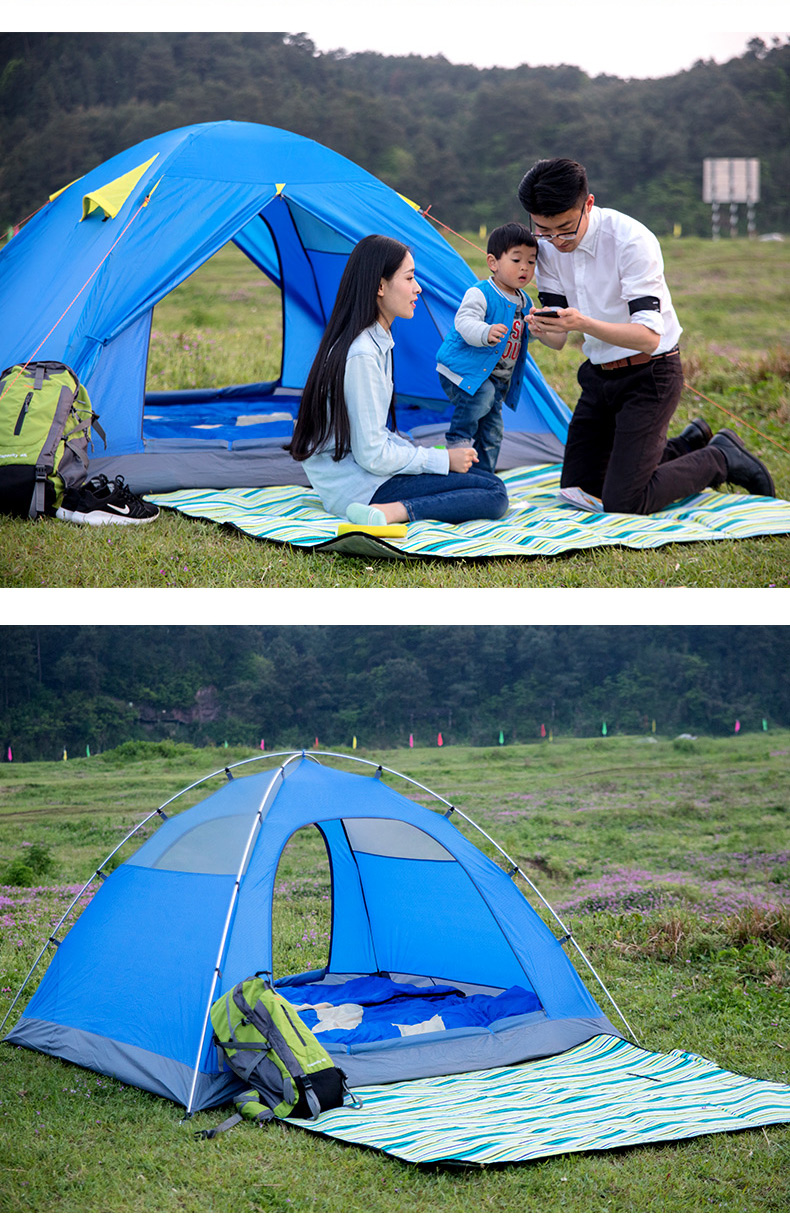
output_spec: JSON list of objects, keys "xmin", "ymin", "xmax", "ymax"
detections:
[{"xmin": 533, "ymin": 309, "xmax": 560, "ymax": 318}]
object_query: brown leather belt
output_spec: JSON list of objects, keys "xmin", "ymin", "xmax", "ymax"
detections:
[{"xmin": 599, "ymin": 346, "xmax": 680, "ymax": 372}]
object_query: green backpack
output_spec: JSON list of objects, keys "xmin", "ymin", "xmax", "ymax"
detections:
[
  {"xmin": 204, "ymin": 975, "xmax": 360, "ymax": 1138},
  {"xmin": 0, "ymin": 361, "xmax": 105, "ymax": 519}
]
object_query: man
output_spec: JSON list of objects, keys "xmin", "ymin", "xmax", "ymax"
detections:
[{"xmin": 518, "ymin": 158, "xmax": 775, "ymax": 514}]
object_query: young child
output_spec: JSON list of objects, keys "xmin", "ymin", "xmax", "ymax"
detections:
[
  {"xmin": 290, "ymin": 234, "xmax": 508, "ymax": 527},
  {"xmin": 436, "ymin": 223, "xmax": 537, "ymax": 472}
]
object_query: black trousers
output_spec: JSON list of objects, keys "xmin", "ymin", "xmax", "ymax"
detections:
[{"xmin": 560, "ymin": 353, "xmax": 728, "ymax": 515}]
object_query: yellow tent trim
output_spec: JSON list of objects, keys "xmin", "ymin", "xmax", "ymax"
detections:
[
  {"xmin": 50, "ymin": 176, "xmax": 84, "ymax": 203},
  {"xmin": 81, "ymin": 155, "xmax": 158, "ymax": 221},
  {"xmin": 397, "ymin": 192, "xmax": 422, "ymax": 211},
  {"xmin": 276, "ymin": 183, "xmax": 286, "ymax": 195}
]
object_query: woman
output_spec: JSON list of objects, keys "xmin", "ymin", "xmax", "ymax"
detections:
[{"xmin": 290, "ymin": 234, "xmax": 509, "ymax": 526}]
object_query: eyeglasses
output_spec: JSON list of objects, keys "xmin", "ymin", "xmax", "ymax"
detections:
[{"xmin": 531, "ymin": 205, "xmax": 586, "ymax": 243}]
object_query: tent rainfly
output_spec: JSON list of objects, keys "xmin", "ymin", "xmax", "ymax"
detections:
[
  {"xmin": 0, "ymin": 121, "xmax": 569, "ymax": 494},
  {"xmin": 2, "ymin": 752, "xmax": 630, "ymax": 1116}
]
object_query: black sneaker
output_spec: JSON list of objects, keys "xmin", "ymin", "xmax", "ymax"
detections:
[
  {"xmin": 708, "ymin": 429, "xmax": 776, "ymax": 497},
  {"xmin": 676, "ymin": 417, "xmax": 712, "ymax": 452},
  {"xmin": 56, "ymin": 474, "xmax": 160, "ymax": 525}
]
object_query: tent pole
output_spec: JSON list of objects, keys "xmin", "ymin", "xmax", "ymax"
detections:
[{"xmin": 183, "ymin": 760, "xmax": 290, "ymax": 1119}]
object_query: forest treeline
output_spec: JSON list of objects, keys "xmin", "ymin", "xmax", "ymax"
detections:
[
  {"xmin": 1, "ymin": 32, "xmax": 788, "ymax": 236},
  {"xmin": 1, "ymin": 626, "xmax": 787, "ymax": 760}
]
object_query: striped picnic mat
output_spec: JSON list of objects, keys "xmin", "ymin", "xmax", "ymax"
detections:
[
  {"xmin": 284, "ymin": 1034, "xmax": 790, "ymax": 1166},
  {"xmin": 146, "ymin": 464, "xmax": 790, "ymax": 560}
]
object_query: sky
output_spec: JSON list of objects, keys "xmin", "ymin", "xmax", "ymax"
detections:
[
  {"xmin": 275, "ymin": 0, "xmax": 788, "ymax": 80},
  {"xmin": 48, "ymin": 0, "xmax": 788, "ymax": 82}
]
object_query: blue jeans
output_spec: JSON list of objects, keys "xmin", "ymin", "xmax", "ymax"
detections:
[
  {"xmin": 370, "ymin": 468, "xmax": 509, "ymax": 524},
  {"xmin": 439, "ymin": 372, "xmax": 507, "ymax": 473}
]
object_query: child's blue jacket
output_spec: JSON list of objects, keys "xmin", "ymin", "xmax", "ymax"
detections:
[{"xmin": 436, "ymin": 278, "xmax": 530, "ymax": 410}]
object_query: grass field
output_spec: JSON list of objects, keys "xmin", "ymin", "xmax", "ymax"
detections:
[
  {"xmin": 1, "ymin": 736, "xmax": 788, "ymax": 1211},
  {"xmin": 1, "ymin": 235, "xmax": 788, "ymax": 588}
]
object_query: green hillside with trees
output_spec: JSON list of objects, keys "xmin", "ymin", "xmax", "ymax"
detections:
[
  {"xmin": 1, "ymin": 32, "xmax": 788, "ymax": 236},
  {"xmin": 1, "ymin": 626, "xmax": 787, "ymax": 760}
]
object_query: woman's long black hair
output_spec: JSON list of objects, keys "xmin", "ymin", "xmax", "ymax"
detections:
[{"xmin": 289, "ymin": 234, "xmax": 409, "ymax": 462}]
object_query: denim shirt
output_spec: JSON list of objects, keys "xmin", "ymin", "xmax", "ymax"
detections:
[
  {"xmin": 436, "ymin": 278, "xmax": 530, "ymax": 410},
  {"xmin": 304, "ymin": 322, "xmax": 450, "ymax": 517}
]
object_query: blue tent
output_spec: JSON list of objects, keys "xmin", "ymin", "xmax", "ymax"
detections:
[
  {"xmin": 4, "ymin": 753, "xmax": 621, "ymax": 1114},
  {"xmin": 0, "ymin": 121, "xmax": 569, "ymax": 492}
]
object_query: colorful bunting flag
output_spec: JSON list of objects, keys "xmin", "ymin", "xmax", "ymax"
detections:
[
  {"xmin": 409, "ymin": 733, "xmax": 414, "ymax": 748},
  {"xmin": 437, "ymin": 732, "xmax": 443, "ymax": 747}
]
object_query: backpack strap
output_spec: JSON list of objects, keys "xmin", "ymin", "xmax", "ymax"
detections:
[
  {"xmin": 195, "ymin": 1088, "xmax": 275, "ymax": 1140},
  {"xmin": 214, "ymin": 991, "xmax": 273, "ymax": 1085},
  {"xmin": 298, "ymin": 1076, "xmax": 323, "ymax": 1121},
  {"xmin": 29, "ymin": 384, "xmax": 75, "ymax": 519},
  {"xmin": 194, "ymin": 1112, "xmax": 243, "ymax": 1141},
  {"xmin": 342, "ymin": 1075, "xmax": 364, "ymax": 1110},
  {"xmin": 233, "ymin": 983, "xmax": 323, "ymax": 1121}
]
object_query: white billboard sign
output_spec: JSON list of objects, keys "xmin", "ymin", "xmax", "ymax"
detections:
[{"xmin": 703, "ymin": 158, "xmax": 760, "ymax": 204}]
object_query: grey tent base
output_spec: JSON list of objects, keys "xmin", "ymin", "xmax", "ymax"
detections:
[
  {"xmin": 85, "ymin": 429, "xmax": 566, "ymax": 495},
  {"xmin": 5, "ymin": 1015, "xmax": 239, "ymax": 1111},
  {"xmin": 5, "ymin": 1010, "xmax": 620, "ymax": 1112},
  {"xmin": 324, "ymin": 1014, "xmax": 622, "ymax": 1088}
]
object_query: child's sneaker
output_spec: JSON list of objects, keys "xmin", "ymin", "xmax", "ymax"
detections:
[{"xmin": 56, "ymin": 474, "xmax": 160, "ymax": 525}]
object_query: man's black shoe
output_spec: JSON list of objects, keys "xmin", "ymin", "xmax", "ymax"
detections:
[
  {"xmin": 677, "ymin": 417, "xmax": 713, "ymax": 452},
  {"xmin": 708, "ymin": 429, "xmax": 776, "ymax": 497}
]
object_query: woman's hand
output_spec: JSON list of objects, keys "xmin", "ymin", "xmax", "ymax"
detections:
[{"xmin": 448, "ymin": 447, "xmax": 479, "ymax": 473}]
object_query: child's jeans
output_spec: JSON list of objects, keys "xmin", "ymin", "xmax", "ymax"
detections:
[{"xmin": 439, "ymin": 372, "xmax": 508, "ymax": 473}]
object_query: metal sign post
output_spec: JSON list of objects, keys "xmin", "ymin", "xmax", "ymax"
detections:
[{"xmin": 702, "ymin": 158, "xmax": 760, "ymax": 239}]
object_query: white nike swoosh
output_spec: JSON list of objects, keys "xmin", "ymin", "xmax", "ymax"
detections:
[{"xmin": 109, "ymin": 504, "xmax": 131, "ymax": 514}]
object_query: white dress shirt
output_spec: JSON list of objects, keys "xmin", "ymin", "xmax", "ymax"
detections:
[{"xmin": 534, "ymin": 206, "xmax": 682, "ymax": 365}]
